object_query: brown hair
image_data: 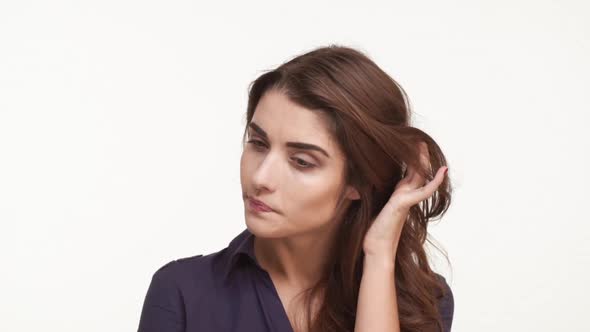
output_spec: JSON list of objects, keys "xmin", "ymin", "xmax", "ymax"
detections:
[{"xmin": 242, "ymin": 44, "xmax": 453, "ymax": 332}]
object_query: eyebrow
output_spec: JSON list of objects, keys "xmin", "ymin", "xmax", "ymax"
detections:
[{"xmin": 248, "ymin": 122, "xmax": 331, "ymax": 158}]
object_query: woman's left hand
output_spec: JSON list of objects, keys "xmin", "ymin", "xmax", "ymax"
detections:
[{"xmin": 362, "ymin": 142, "xmax": 448, "ymax": 260}]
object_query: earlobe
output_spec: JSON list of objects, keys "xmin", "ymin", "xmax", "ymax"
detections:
[{"xmin": 345, "ymin": 186, "xmax": 360, "ymax": 200}]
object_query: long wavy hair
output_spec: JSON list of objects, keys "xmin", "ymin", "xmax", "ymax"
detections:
[{"xmin": 241, "ymin": 45, "xmax": 453, "ymax": 332}]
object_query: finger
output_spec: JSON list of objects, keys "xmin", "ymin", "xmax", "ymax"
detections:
[
  {"xmin": 405, "ymin": 143, "xmax": 431, "ymax": 188},
  {"xmin": 398, "ymin": 163, "xmax": 426, "ymax": 191},
  {"xmin": 418, "ymin": 142, "xmax": 433, "ymax": 179},
  {"xmin": 418, "ymin": 142, "xmax": 431, "ymax": 171},
  {"xmin": 397, "ymin": 163, "xmax": 419, "ymax": 190},
  {"xmin": 397, "ymin": 143, "xmax": 432, "ymax": 191},
  {"xmin": 406, "ymin": 165, "xmax": 425, "ymax": 189},
  {"xmin": 404, "ymin": 166, "xmax": 447, "ymax": 203}
]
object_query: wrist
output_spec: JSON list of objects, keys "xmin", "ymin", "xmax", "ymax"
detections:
[
  {"xmin": 363, "ymin": 235, "xmax": 400, "ymax": 258},
  {"xmin": 363, "ymin": 250, "xmax": 396, "ymax": 271}
]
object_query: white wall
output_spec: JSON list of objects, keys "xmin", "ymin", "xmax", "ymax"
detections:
[{"xmin": 1, "ymin": 1, "xmax": 588, "ymax": 331}]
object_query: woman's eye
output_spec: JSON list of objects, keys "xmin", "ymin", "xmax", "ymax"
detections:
[
  {"xmin": 247, "ymin": 139, "xmax": 315, "ymax": 169},
  {"xmin": 247, "ymin": 139, "xmax": 266, "ymax": 148},
  {"xmin": 292, "ymin": 158, "xmax": 315, "ymax": 169}
]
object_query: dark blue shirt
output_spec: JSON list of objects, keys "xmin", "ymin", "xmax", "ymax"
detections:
[{"xmin": 137, "ymin": 228, "xmax": 454, "ymax": 331}]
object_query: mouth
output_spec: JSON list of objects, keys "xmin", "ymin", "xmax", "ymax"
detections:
[{"xmin": 247, "ymin": 197, "xmax": 275, "ymax": 213}]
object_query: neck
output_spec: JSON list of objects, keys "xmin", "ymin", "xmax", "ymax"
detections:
[{"xmin": 253, "ymin": 224, "xmax": 339, "ymax": 289}]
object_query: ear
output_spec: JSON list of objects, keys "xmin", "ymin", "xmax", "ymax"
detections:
[{"xmin": 345, "ymin": 185, "xmax": 360, "ymax": 200}]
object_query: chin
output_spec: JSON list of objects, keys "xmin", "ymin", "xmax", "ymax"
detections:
[{"xmin": 244, "ymin": 213, "xmax": 288, "ymax": 239}]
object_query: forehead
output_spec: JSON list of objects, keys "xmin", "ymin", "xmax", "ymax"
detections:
[{"xmin": 251, "ymin": 90, "xmax": 340, "ymax": 153}]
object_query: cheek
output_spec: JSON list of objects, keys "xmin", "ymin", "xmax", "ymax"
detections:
[
  {"xmin": 284, "ymin": 176, "xmax": 341, "ymax": 224},
  {"xmin": 239, "ymin": 152, "xmax": 251, "ymax": 186}
]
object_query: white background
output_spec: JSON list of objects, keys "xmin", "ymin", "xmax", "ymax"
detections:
[{"xmin": 1, "ymin": 1, "xmax": 588, "ymax": 331}]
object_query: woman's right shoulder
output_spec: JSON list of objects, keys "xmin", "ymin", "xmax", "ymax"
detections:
[
  {"xmin": 150, "ymin": 253, "xmax": 207, "ymax": 283},
  {"xmin": 138, "ymin": 254, "xmax": 207, "ymax": 331}
]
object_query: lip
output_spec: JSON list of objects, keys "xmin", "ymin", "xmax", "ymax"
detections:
[{"xmin": 247, "ymin": 197, "xmax": 274, "ymax": 212}]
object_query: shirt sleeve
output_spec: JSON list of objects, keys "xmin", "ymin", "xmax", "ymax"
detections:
[
  {"xmin": 137, "ymin": 260, "xmax": 185, "ymax": 332},
  {"xmin": 436, "ymin": 275, "xmax": 455, "ymax": 332}
]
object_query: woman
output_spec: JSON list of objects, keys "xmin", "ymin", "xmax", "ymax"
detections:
[{"xmin": 138, "ymin": 45, "xmax": 454, "ymax": 332}]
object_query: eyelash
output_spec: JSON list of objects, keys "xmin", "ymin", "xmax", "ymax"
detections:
[{"xmin": 246, "ymin": 139, "xmax": 316, "ymax": 169}]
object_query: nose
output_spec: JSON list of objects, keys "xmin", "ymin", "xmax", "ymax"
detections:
[{"xmin": 251, "ymin": 151, "xmax": 280, "ymax": 193}]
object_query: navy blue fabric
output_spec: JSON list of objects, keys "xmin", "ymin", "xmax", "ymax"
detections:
[{"xmin": 137, "ymin": 228, "xmax": 454, "ymax": 331}]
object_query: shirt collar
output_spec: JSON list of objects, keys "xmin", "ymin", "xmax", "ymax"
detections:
[{"xmin": 222, "ymin": 228, "xmax": 259, "ymax": 282}]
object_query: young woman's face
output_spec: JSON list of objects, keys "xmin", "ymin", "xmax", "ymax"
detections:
[{"xmin": 240, "ymin": 89, "xmax": 359, "ymax": 238}]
